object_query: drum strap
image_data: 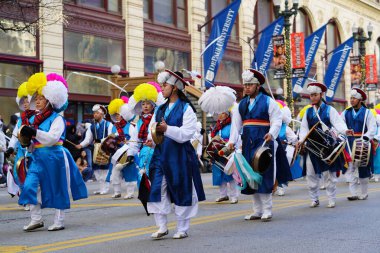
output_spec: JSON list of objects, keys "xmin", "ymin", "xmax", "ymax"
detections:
[
  {"xmin": 313, "ymin": 105, "xmax": 329, "ymax": 132},
  {"xmin": 361, "ymin": 109, "xmax": 369, "ymax": 138}
]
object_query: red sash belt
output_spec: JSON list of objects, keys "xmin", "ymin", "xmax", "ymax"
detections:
[{"xmin": 243, "ymin": 119, "xmax": 270, "ymax": 127}]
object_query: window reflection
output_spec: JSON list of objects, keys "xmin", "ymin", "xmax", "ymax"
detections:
[
  {"xmin": 144, "ymin": 46, "xmax": 190, "ymax": 73},
  {"xmin": 0, "ymin": 63, "xmax": 38, "ymax": 89},
  {"xmin": 65, "ymin": 70, "xmax": 111, "ymax": 95},
  {"xmin": 215, "ymin": 59, "xmax": 241, "ymax": 84},
  {"xmin": 64, "ymin": 31, "xmax": 123, "ymax": 68}
]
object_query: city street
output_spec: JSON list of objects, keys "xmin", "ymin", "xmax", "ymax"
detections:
[{"xmin": 1, "ymin": 174, "xmax": 380, "ymax": 253}]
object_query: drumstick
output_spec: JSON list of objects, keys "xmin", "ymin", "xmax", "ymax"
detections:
[{"xmin": 64, "ymin": 139, "xmax": 78, "ymax": 147}]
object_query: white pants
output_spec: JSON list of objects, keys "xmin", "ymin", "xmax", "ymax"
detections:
[
  {"xmin": 306, "ymin": 155, "xmax": 337, "ymax": 202},
  {"xmin": 347, "ymin": 163, "xmax": 369, "ymax": 196},
  {"xmin": 94, "ymin": 170, "xmax": 109, "ymax": 193},
  {"xmin": 252, "ymin": 193, "xmax": 272, "ymax": 216},
  {"xmin": 219, "ymin": 181, "xmax": 239, "ymax": 199},
  {"xmin": 147, "ymin": 176, "xmax": 198, "ymax": 233},
  {"xmin": 30, "ymin": 203, "xmax": 65, "ymax": 226},
  {"xmin": 111, "ymin": 163, "xmax": 136, "ymax": 195}
]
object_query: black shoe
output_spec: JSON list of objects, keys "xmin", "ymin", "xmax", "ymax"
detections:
[{"xmin": 347, "ymin": 196, "xmax": 359, "ymax": 201}]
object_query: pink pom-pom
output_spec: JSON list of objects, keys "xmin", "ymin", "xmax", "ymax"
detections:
[
  {"xmin": 376, "ymin": 109, "xmax": 380, "ymax": 115},
  {"xmin": 121, "ymin": 96, "xmax": 129, "ymax": 104},
  {"xmin": 147, "ymin": 81, "xmax": 162, "ymax": 92},
  {"xmin": 276, "ymin": 100, "xmax": 287, "ymax": 107},
  {"xmin": 46, "ymin": 73, "xmax": 68, "ymax": 90}
]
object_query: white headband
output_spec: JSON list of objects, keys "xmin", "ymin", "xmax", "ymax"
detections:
[
  {"xmin": 307, "ymin": 85, "xmax": 322, "ymax": 94},
  {"xmin": 157, "ymin": 72, "xmax": 185, "ymax": 90},
  {"xmin": 350, "ymin": 89, "xmax": 362, "ymax": 100}
]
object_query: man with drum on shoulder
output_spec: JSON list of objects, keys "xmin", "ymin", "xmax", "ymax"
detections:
[
  {"xmin": 227, "ymin": 69, "xmax": 282, "ymax": 222},
  {"xmin": 341, "ymin": 88, "xmax": 376, "ymax": 201},
  {"xmin": 76, "ymin": 104, "xmax": 114, "ymax": 195},
  {"xmin": 298, "ymin": 82, "xmax": 349, "ymax": 208}
]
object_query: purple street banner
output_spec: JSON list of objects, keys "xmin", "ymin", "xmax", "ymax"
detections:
[{"xmin": 203, "ymin": 0, "xmax": 241, "ymax": 88}]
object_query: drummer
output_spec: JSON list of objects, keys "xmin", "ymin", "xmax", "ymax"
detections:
[
  {"xmin": 76, "ymin": 104, "xmax": 114, "ymax": 195},
  {"xmin": 227, "ymin": 69, "xmax": 282, "ymax": 222},
  {"xmin": 298, "ymin": 82, "xmax": 349, "ymax": 208},
  {"xmin": 107, "ymin": 98, "xmax": 139, "ymax": 199},
  {"xmin": 210, "ymin": 109, "xmax": 239, "ymax": 204},
  {"xmin": 341, "ymin": 88, "xmax": 376, "ymax": 201}
]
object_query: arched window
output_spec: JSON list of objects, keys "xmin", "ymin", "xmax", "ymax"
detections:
[
  {"xmin": 293, "ymin": 8, "xmax": 312, "ymax": 37},
  {"xmin": 325, "ymin": 20, "xmax": 346, "ymax": 111},
  {"xmin": 254, "ymin": 0, "xmax": 275, "ymax": 44}
]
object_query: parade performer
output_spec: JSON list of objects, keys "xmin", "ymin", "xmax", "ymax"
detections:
[
  {"xmin": 147, "ymin": 70, "xmax": 205, "ymax": 239},
  {"xmin": 227, "ymin": 69, "xmax": 282, "ymax": 221},
  {"xmin": 373, "ymin": 109, "xmax": 380, "ymax": 182},
  {"xmin": 76, "ymin": 104, "xmax": 113, "ymax": 195},
  {"xmin": 6, "ymin": 82, "xmax": 35, "ymax": 199},
  {"xmin": 108, "ymin": 98, "xmax": 139, "ymax": 199},
  {"xmin": 298, "ymin": 82, "xmax": 348, "ymax": 208},
  {"xmin": 342, "ymin": 88, "xmax": 376, "ymax": 201},
  {"xmin": 19, "ymin": 72, "xmax": 87, "ymax": 231},
  {"xmin": 275, "ymin": 101, "xmax": 297, "ymax": 196},
  {"xmin": 210, "ymin": 111, "xmax": 238, "ymax": 204}
]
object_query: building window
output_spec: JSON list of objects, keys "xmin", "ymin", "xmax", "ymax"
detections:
[
  {"xmin": 144, "ymin": 46, "xmax": 190, "ymax": 74},
  {"xmin": 293, "ymin": 8, "xmax": 312, "ymax": 37},
  {"xmin": 65, "ymin": 0, "xmax": 121, "ymax": 13},
  {"xmin": 325, "ymin": 20, "xmax": 345, "ymax": 108},
  {"xmin": 65, "ymin": 70, "xmax": 111, "ymax": 96},
  {"xmin": 64, "ymin": 31, "xmax": 124, "ymax": 68},
  {"xmin": 0, "ymin": 19, "xmax": 37, "ymax": 57},
  {"xmin": 215, "ymin": 59, "xmax": 241, "ymax": 85},
  {"xmin": 254, "ymin": 0, "xmax": 274, "ymax": 44},
  {"xmin": 0, "ymin": 62, "xmax": 39, "ymax": 89},
  {"xmin": 376, "ymin": 38, "xmax": 380, "ymax": 77},
  {"xmin": 144, "ymin": 0, "xmax": 188, "ymax": 29},
  {"xmin": 205, "ymin": 0, "xmax": 238, "ymax": 41}
]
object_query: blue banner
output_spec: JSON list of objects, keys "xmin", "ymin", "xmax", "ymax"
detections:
[
  {"xmin": 203, "ymin": 0, "xmax": 241, "ymax": 88},
  {"xmin": 292, "ymin": 25, "xmax": 327, "ymax": 95},
  {"xmin": 251, "ymin": 17, "xmax": 284, "ymax": 73},
  {"xmin": 325, "ymin": 37, "xmax": 354, "ymax": 102}
]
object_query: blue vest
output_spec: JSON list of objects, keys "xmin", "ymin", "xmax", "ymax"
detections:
[
  {"xmin": 149, "ymin": 99, "xmax": 205, "ymax": 206},
  {"xmin": 306, "ymin": 103, "xmax": 331, "ymax": 129},
  {"xmin": 238, "ymin": 93, "xmax": 275, "ymax": 194},
  {"xmin": 90, "ymin": 119, "xmax": 110, "ymax": 140},
  {"xmin": 30, "ymin": 112, "xmax": 66, "ymax": 141}
]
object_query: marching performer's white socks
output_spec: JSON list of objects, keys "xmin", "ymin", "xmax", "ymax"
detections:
[
  {"xmin": 359, "ymin": 178, "xmax": 369, "ymax": 196},
  {"xmin": 306, "ymin": 155, "xmax": 320, "ymax": 202},
  {"xmin": 154, "ymin": 213, "xmax": 168, "ymax": 232},
  {"xmin": 113, "ymin": 183, "xmax": 122, "ymax": 195},
  {"xmin": 177, "ymin": 218, "xmax": 190, "ymax": 233},
  {"xmin": 30, "ymin": 203, "xmax": 42, "ymax": 223},
  {"xmin": 54, "ymin": 209, "xmax": 65, "ymax": 226},
  {"xmin": 252, "ymin": 194, "xmax": 263, "ymax": 216}
]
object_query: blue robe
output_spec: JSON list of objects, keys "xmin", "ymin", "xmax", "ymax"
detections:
[
  {"xmin": 148, "ymin": 99, "xmax": 206, "ymax": 206},
  {"xmin": 276, "ymin": 123, "xmax": 293, "ymax": 185},
  {"xmin": 303, "ymin": 103, "xmax": 344, "ymax": 175},
  {"xmin": 211, "ymin": 124, "xmax": 234, "ymax": 186},
  {"xmin": 344, "ymin": 107, "xmax": 372, "ymax": 178},
  {"xmin": 238, "ymin": 93, "xmax": 275, "ymax": 194},
  {"xmin": 19, "ymin": 112, "xmax": 88, "ymax": 209},
  {"xmin": 12, "ymin": 119, "xmax": 31, "ymax": 188}
]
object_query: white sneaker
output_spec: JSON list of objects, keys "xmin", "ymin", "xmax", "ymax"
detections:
[
  {"xmin": 244, "ymin": 213, "xmax": 262, "ymax": 220},
  {"xmin": 230, "ymin": 198, "xmax": 238, "ymax": 204},
  {"xmin": 23, "ymin": 220, "xmax": 44, "ymax": 231},
  {"xmin": 276, "ymin": 188, "xmax": 285, "ymax": 196},
  {"xmin": 327, "ymin": 201, "xmax": 335, "ymax": 208},
  {"xmin": 375, "ymin": 178, "xmax": 379, "ymax": 182},
  {"xmin": 173, "ymin": 231, "xmax": 188, "ymax": 239},
  {"xmin": 151, "ymin": 230, "xmax": 169, "ymax": 239},
  {"xmin": 93, "ymin": 191, "xmax": 101, "ymax": 195},
  {"xmin": 48, "ymin": 223, "xmax": 65, "ymax": 231},
  {"xmin": 24, "ymin": 205, "xmax": 30, "ymax": 211},
  {"xmin": 124, "ymin": 194, "xmax": 134, "ymax": 199},
  {"xmin": 320, "ymin": 185, "xmax": 326, "ymax": 190},
  {"xmin": 99, "ymin": 190, "xmax": 109, "ymax": 195},
  {"xmin": 310, "ymin": 200, "xmax": 320, "ymax": 208},
  {"xmin": 112, "ymin": 193, "xmax": 121, "ymax": 199},
  {"xmin": 261, "ymin": 213, "xmax": 272, "ymax": 222},
  {"xmin": 358, "ymin": 194, "xmax": 368, "ymax": 200}
]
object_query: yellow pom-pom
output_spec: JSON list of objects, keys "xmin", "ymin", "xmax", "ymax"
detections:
[
  {"xmin": 27, "ymin": 72, "xmax": 47, "ymax": 95},
  {"xmin": 133, "ymin": 83, "xmax": 158, "ymax": 104},
  {"xmin": 370, "ymin": 109, "xmax": 377, "ymax": 117},
  {"xmin": 375, "ymin": 104, "xmax": 380, "ymax": 110},
  {"xmin": 108, "ymin": 98, "xmax": 125, "ymax": 115},
  {"xmin": 298, "ymin": 105, "xmax": 311, "ymax": 119},
  {"xmin": 17, "ymin": 82, "xmax": 29, "ymax": 98}
]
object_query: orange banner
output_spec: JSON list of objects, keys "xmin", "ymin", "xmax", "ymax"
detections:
[
  {"xmin": 365, "ymin": 55, "xmax": 378, "ymax": 84},
  {"xmin": 291, "ymin": 32, "xmax": 305, "ymax": 78}
]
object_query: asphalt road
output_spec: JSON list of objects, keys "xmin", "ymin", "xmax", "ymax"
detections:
[{"xmin": 1, "ymin": 174, "xmax": 380, "ymax": 253}]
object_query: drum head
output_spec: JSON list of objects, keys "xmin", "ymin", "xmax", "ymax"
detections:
[
  {"xmin": 100, "ymin": 134, "xmax": 118, "ymax": 155},
  {"xmin": 252, "ymin": 146, "xmax": 272, "ymax": 174},
  {"xmin": 151, "ymin": 122, "xmax": 164, "ymax": 145}
]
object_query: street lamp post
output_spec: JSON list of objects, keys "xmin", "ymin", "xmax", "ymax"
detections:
[
  {"xmin": 273, "ymin": 0, "xmax": 298, "ymax": 120},
  {"xmin": 352, "ymin": 23, "xmax": 373, "ymax": 87}
]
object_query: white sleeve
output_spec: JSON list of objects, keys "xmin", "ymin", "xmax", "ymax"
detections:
[
  {"xmin": 35, "ymin": 117, "xmax": 65, "ymax": 146},
  {"xmin": 341, "ymin": 110, "xmax": 347, "ymax": 123},
  {"xmin": 364, "ymin": 110, "xmax": 377, "ymax": 140},
  {"xmin": 197, "ymin": 136, "xmax": 203, "ymax": 156},
  {"xmin": 8, "ymin": 120, "xmax": 20, "ymax": 149},
  {"xmin": 79, "ymin": 127, "xmax": 93, "ymax": 147},
  {"xmin": 147, "ymin": 113, "xmax": 157, "ymax": 142},
  {"xmin": 286, "ymin": 126, "xmax": 298, "ymax": 144},
  {"xmin": 164, "ymin": 106, "xmax": 197, "ymax": 143},
  {"xmin": 107, "ymin": 122, "xmax": 114, "ymax": 136},
  {"xmin": 0, "ymin": 132, "xmax": 6, "ymax": 151},
  {"xmin": 268, "ymin": 98, "xmax": 282, "ymax": 139},
  {"xmin": 127, "ymin": 125, "xmax": 139, "ymax": 156},
  {"xmin": 299, "ymin": 113, "xmax": 310, "ymax": 142},
  {"xmin": 227, "ymin": 103, "xmax": 242, "ymax": 147},
  {"xmin": 329, "ymin": 107, "xmax": 348, "ymax": 134}
]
